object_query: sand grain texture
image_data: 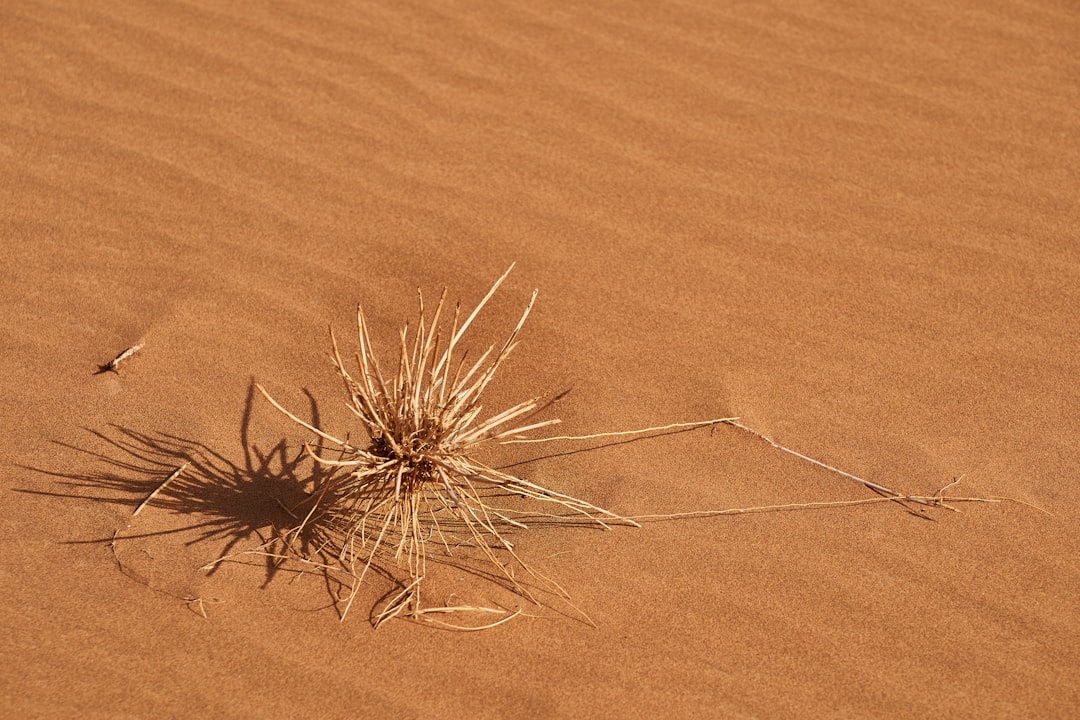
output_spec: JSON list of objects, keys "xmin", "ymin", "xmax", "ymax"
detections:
[{"xmin": 2, "ymin": 0, "xmax": 1078, "ymax": 717}]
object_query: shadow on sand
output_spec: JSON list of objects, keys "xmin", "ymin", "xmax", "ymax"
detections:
[
  {"xmin": 19, "ymin": 382, "xmax": 338, "ymax": 598},
  {"xmin": 22, "ymin": 381, "xmax": 702, "ymax": 625}
]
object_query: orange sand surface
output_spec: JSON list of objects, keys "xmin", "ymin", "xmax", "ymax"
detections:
[{"xmin": 3, "ymin": 1, "xmax": 1078, "ymax": 717}]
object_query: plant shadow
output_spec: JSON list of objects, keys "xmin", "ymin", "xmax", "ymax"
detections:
[{"xmin": 18, "ymin": 380, "xmax": 337, "ymax": 593}]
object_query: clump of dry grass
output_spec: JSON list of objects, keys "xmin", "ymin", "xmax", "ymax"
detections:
[{"xmin": 257, "ymin": 265, "xmax": 729, "ymax": 628}]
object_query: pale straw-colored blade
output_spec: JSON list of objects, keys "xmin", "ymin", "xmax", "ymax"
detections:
[
  {"xmin": 257, "ymin": 384, "xmax": 354, "ymax": 450},
  {"xmin": 500, "ymin": 417, "xmax": 739, "ymax": 443}
]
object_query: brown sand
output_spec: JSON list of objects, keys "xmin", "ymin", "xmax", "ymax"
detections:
[{"xmin": 2, "ymin": 0, "xmax": 1078, "ymax": 717}]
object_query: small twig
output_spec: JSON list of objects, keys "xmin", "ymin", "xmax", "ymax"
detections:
[
  {"xmin": 500, "ymin": 417, "xmax": 738, "ymax": 444},
  {"xmin": 934, "ymin": 475, "xmax": 964, "ymax": 498},
  {"xmin": 723, "ymin": 420, "xmax": 931, "ymax": 506},
  {"xmin": 131, "ymin": 463, "xmax": 188, "ymax": 518},
  {"xmin": 629, "ymin": 495, "xmax": 1000, "ymax": 521},
  {"xmin": 417, "ymin": 607, "xmax": 524, "ymax": 631},
  {"xmin": 184, "ymin": 596, "xmax": 224, "ymax": 619},
  {"xmin": 95, "ymin": 342, "xmax": 145, "ymax": 375}
]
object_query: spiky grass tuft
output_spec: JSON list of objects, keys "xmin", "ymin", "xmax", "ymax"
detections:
[{"xmin": 259, "ymin": 265, "xmax": 644, "ymax": 627}]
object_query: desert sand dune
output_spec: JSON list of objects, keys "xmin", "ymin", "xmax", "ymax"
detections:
[{"xmin": 2, "ymin": 1, "xmax": 1078, "ymax": 717}]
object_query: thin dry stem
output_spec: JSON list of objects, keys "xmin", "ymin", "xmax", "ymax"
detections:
[
  {"xmin": 629, "ymin": 495, "xmax": 1000, "ymax": 521},
  {"xmin": 131, "ymin": 463, "xmax": 188, "ymax": 518},
  {"xmin": 721, "ymin": 420, "xmax": 924, "ymax": 505}
]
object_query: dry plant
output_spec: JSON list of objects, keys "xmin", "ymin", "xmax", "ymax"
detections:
[
  {"xmin": 246, "ymin": 265, "xmax": 1010, "ymax": 629},
  {"xmin": 254, "ymin": 265, "xmax": 732, "ymax": 628}
]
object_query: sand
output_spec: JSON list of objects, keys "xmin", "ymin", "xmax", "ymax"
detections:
[{"xmin": 2, "ymin": 0, "xmax": 1078, "ymax": 717}]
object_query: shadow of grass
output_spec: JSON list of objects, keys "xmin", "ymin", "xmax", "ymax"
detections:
[{"xmin": 18, "ymin": 381, "xmax": 336, "ymax": 592}]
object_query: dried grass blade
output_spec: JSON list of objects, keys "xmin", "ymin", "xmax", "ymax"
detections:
[{"xmin": 131, "ymin": 463, "xmax": 189, "ymax": 518}]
